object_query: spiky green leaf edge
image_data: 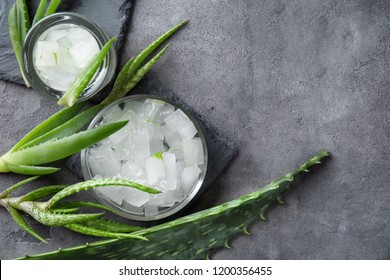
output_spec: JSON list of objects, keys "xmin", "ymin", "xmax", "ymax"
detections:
[
  {"xmin": 80, "ymin": 219, "xmax": 143, "ymax": 233},
  {"xmin": 64, "ymin": 224, "xmax": 147, "ymax": 240},
  {"xmin": 12, "ymin": 201, "xmax": 103, "ymax": 226},
  {"xmin": 8, "ymin": 3, "xmax": 30, "ymax": 86},
  {"xmin": 21, "ymin": 185, "xmax": 68, "ymax": 202},
  {"xmin": 52, "ymin": 201, "xmax": 114, "ymax": 213},
  {"xmin": 21, "ymin": 150, "xmax": 329, "ymax": 260},
  {"xmin": 8, "ymin": 206, "xmax": 47, "ymax": 243},
  {"xmin": 44, "ymin": 178, "xmax": 160, "ymax": 209},
  {"xmin": 120, "ymin": 44, "xmax": 170, "ymax": 96},
  {"xmin": 101, "ymin": 21, "xmax": 187, "ymax": 105},
  {"xmin": 0, "ymin": 176, "xmax": 40, "ymax": 199}
]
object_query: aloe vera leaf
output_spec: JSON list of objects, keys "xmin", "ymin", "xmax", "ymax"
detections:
[
  {"xmin": 64, "ymin": 224, "xmax": 147, "ymax": 240},
  {"xmin": 101, "ymin": 21, "xmax": 186, "ymax": 105},
  {"xmin": 0, "ymin": 176, "xmax": 40, "ymax": 199},
  {"xmin": 22, "ymin": 151, "xmax": 329, "ymax": 260},
  {"xmin": 32, "ymin": 0, "xmax": 47, "ymax": 25},
  {"xmin": 21, "ymin": 185, "xmax": 68, "ymax": 202},
  {"xmin": 5, "ymin": 163, "xmax": 60, "ymax": 175},
  {"xmin": 7, "ymin": 206, "xmax": 47, "ymax": 243},
  {"xmin": 44, "ymin": 178, "xmax": 160, "ymax": 209},
  {"xmin": 8, "ymin": 4, "xmax": 30, "ymax": 87},
  {"xmin": 58, "ymin": 38, "xmax": 116, "ymax": 107},
  {"xmin": 10, "ymin": 102, "xmax": 85, "ymax": 152},
  {"xmin": 3, "ymin": 121, "xmax": 128, "ymax": 167},
  {"xmin": 102, "ymin": 44, "xmax": 170, "ymax": 105},
  {"xmin": 119, "ymin": 21, "xmax": 185, "ymax": 82},
  {"xmin": 16, "ymin": 0, "xmax": 31, "ymax": 43},
  {"xmin": 12, "ymin": 201, "xmax": 103, "ymax": 226},
  {"xmin": 102, "ymin": 57, "xmax": 134, "ymax": 105},
  {"xmin": 19, "ymin": 105, "xmax": 104, "ymax": 150},
  {"xmin": 44, "ymin": 0, "xmax": 61, "ymax": 16},
  {"xmin": 124, "ymin": 44, "xmax": 170, "ymax": 94},
  {"xmin": 80, "ymin": 219, "xmax": 143, "ymax": 233},
  {"xmin": 52, "ymin": 201, "xmax": 114, "ymax": 213},
  {"xmin": 49, "ymin": 208, "xmax": 79, "ymax": 214}
]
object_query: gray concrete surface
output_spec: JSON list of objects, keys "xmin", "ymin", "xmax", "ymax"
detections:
[{"xmin": 1, "ymin": 0, "xmax": 390, "ymax": 259}]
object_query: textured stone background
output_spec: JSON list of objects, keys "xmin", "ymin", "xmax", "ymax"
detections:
[{"xmin": 1, "ymin": 0, "xmax": 390, "ymax": 259}]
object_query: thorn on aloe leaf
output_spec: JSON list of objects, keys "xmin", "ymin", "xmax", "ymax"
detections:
[
  {"xmin": 241, "ymin": 227, "xmax": 250, "ymax": 235},
  {"xmin": 257, "ymin": 212, "xmax": 267, "ymax": 221},
  {"xmin": 277, "ymin": 196, "xmax": 284, "ymax": 204}
]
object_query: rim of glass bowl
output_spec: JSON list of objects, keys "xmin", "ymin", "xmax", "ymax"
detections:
[
  {"xmin": 80, "ymin": 95, "xmax": 208, "ymax": 221},
  {"xmin": 21, "ymin": 12, "xmax": 117, "ymax": 103}
]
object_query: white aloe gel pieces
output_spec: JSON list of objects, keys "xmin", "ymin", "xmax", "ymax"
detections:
[
  {"xmin": 88, "ymin": 98, "xmax": 206, "ymax": 217},
  {"xmin": 181, "ymin": 166, "xmax": 201, "ymax": 194},
  {"xmin": 33, "ymin": 24, "xmax": 100, "ymax": 92},
  {"xmin": 162, "ymin": 152, "xmax": 177, "ymax": 190},
  {"xmin": 145, "ymin": 155, "xmax": 166, "ymax": 185},
  {"xmin": 183, "ymin": 138, "xmax": 204, "ymax": 166}
]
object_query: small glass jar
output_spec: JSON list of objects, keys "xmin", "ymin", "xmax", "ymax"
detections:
[
  {"xmin": 81, "ymin": 95, "xmax": 208, "ymax": 221},
  {"xmin": 21, "ymin": 12, "xmax": 117, "ymax": 102}
]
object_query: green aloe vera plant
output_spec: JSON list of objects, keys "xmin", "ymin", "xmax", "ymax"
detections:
[
  {"xmin": 0, "ymin": 103, "xmax": 128, "ymax": 175},
  {"xmin": 18, "ymin": 150, "xmax": 329, "ymax": 259},
  {"xmin": 63, "ymin": 20, "xmax": 187, "ymax": 107},
  {"xmin": 8, "ymin": 0, "xmax": 62, "ymax": 87},
  {"xmin": 101, "ymin": 21, "xmax": 187, "ymax": 105},
  {"xmin": 0, "ymin": 176, "xmax": 160, "ymax": 243},
  {"xmin": 0, "ymin": 21, "xmax": 186, "ymax": 175}
]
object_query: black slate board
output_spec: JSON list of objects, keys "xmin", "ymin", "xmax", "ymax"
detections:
[
  {"xmin": 0, "ymin": 0, "xmax": 238, "ymax": 221},
  {"xmin": 0, "ymin": 0, "xmax": 132, "ymax": 84}
]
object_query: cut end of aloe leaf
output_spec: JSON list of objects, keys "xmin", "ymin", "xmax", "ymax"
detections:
[
  {"xmin": 57, "ymin": 37, "xmax": 116, "ymax": 108},
  {"xmin": 0, "ymin": 157, "xmax": 10, "ymax": 173},
  {"xmin": 57, "ymin": 95, "xmax": 80, "ymax": 108}
]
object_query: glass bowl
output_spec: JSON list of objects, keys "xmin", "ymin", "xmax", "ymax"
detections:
[
  {"xmin": 81, "ymin": 95, "xmax": 208, "ymax": 221},
  {"xmin": 21, "ymin": 12, "xmax": 117, "ymax": 102}
]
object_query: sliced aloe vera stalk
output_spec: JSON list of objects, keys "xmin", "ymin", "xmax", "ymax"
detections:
[{"xmin": 58, "ymin": 38, "xmax": 116, "ymax": 107}]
